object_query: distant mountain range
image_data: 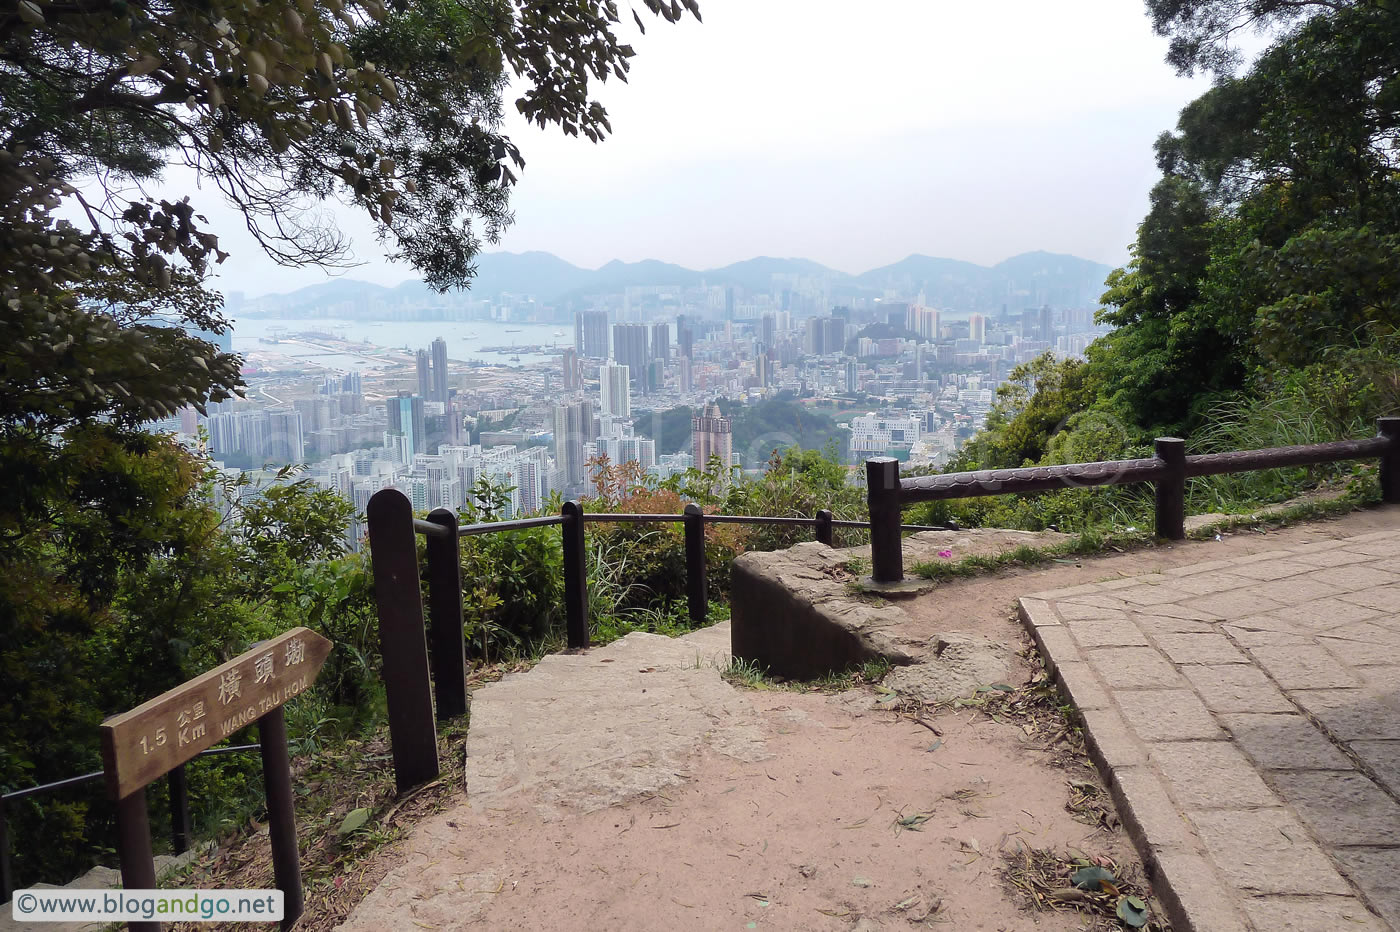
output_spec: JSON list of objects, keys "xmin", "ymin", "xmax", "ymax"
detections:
[{"xmin": 234, "ymin": 250, "xmax": 1116, "ymax": 315}]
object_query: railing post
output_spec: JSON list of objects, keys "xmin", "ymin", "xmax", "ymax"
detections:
[
  {"xmin": 366, "ymin": 488, "xmax": 440, "ymax": 794},
  {"xmin": 1380, "ymin": 417, "xmax": 1400, "ymax": 505},
  {"xmin": 425, "ymin": 508, "xmax": 467, "ymax": 720},
  {"xmin": 1154, "ymin": 437, "xmax": 1187, "ymax": 540},
  {"xmin": 258, "ymin": 707, "xmax": 303, "ymax": 931},
  {"xmin": 814, "ymin": 509, "xmax": 834, "ymax": 546},
  {"xmin": 114, "ymin": 789, "xmax": 160, "ymax": 932},
  {"xmin": 684, "ymin": 503, "xmax": 708, "ymax": 627},
  {"xmin": 168, "ymin": 764, "xmax": 192, "ymax": 855},
  {"xmin": 866, "ymin": 457, "xmax": 903, "ymax": 582},
  {"xmin": 562, "ymin": 501, "xmax": 589, "ymax": 649}
]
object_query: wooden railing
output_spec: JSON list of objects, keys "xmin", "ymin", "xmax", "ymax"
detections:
[
  {"xmin": 364, "ymin": 492, "xmax": 952, "ymax": 791},
  {"xmin": 863, "ymin": 417, "xmax": 1400, "ymax": 583}
]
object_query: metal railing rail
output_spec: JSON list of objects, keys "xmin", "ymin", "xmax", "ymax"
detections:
[
  {"xmin": 863, "ymin": 417, "xmax": 1400, "ymax": 583},
  {"xmin": 365, "ymin": 490, "xmax": 956, "ymax": 791},
  {"xmin": 0, "ymin": 744, "xmax": 259, "ymax": 902}
]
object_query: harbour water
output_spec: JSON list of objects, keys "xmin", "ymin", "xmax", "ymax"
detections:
[{"xmin": 231, "ymin": 318, "xmax": 571, "ymax": 370}]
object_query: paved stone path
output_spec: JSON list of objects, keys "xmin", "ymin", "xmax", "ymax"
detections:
[{"xmin": 1019, "ymin": 527, "xmax": 1400, "ymax": 932}]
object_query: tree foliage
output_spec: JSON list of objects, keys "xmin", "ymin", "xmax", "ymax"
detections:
[
  {"xmin": 1146, "ymin": 0, "xmax": 1348, "ymax": 75},
  {"xmin": 951, "ymin": 0, "xmax": 1399, "ymax": 527},
  {"xmin": 1, "ymin": 0, "xmax": 699, "ymax": 430}
]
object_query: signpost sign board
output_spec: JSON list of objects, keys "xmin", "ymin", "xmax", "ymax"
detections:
[
  {"xmin": 100, "ymin": 628, "xmax": 331, "ymax": 800},
  {"xmin": 99, "ymin": 627, "xmax": 332, "ymax": 931}
]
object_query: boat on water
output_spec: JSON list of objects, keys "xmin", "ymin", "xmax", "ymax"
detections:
[
  {"xmin": 554, "ymin": 330, "xmax": 566, "ymax": 337},
  {"xmin": 504, "ymin": 328, "xmax": 522, "ymax": 333},
  {"xmin": 509, "ymin": 354, "xmax": 521, "ymax": 362}
]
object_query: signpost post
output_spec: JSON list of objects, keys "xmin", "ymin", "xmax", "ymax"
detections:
[{"xmin": 99, "ymin": 627, "xmax": 332, "ymax": 931}]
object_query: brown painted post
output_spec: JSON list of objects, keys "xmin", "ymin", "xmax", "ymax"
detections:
[
  {"xmin": 258, "ymin": 708, "xmax": 302, "ymax": 930},
  {"xmin": 1154, "ymin": 437, "xmax": 1187, "ymax": 540},
  {"xmin": 684, "ymin": 503, "xmax": 708, "ymax": 627},
  {"xmin": 424, "ymin": 508, "xmax": 467, "ymax": 720},
  {"xmin": 814, "ymin": 509, "xmax": 834, "ymax": 546},
  {"xmin": 866, "ymin": 458, "xmax": 903, "ymax": 582},
  {"xmin": 561, "ymin": 501, "xmax": 589, "ymax": 649},
  {"xmin": 167, "ymin": 765, "xmax": 191, "ymax": 855},
  {"xmin": 114, "ymin": 789, "xmax": 159, "ymax": 932},
  {"xmin": 366, "ymin": 488, "xmax": 439, "ymax": 793},
  {"xmin": 1380, "ymin": 417, "xmax": 1400, "ymax": 505}
]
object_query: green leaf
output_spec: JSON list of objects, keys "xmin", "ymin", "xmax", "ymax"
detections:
[
  {"xmin": 338, "ymin": 807, "xmax": 371, "ymax": 836},
  {"xmin": 1071, "ymin": 865, "xmax": 1116, "ymax": 891},
  {"xmin": 1116, "ymin": 894, "xmax": 1149, "ymax": 928},
  {"xmin": 897, "ymin": 812, "xmax": 932, "ymax": 829}
]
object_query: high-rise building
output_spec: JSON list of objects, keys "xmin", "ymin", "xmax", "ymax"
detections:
[
  {"xmin": 760, "ymin": 313, "xmax": 776, "ymax": 355},
  {"xmin": 575, "ymin": 310, "xmax": 609, "ymax": 358},
  {"xmin": 646, "ymin": 358, "xmax": 664, "ymax": 395},
  {"xmin": 264, "ymin": 407, "xmax": 305, "ymax": 464},
  {"xmin": 430, "ymin": 337, "xmax": 449, "ymax": 402},
  {"xmin": 386, "ymin": 392, "xmax": 426, "ymax": 463},
  {"xmin": 603, "ymin": 435, "xmax": 655, "ymax": 470},
  {"xmin": 677, "ymin": 314, "xmax": 695, "ymax": 359},
  {"xmin": 805, "ymin": 316, "xmax": 847, "ymax": 355},
  {"xmin": 724, "ymin": 287, "xmax": 735, "ymax": 321},
  {"xmin": 415, "ymin": 350, "xmax": 431, "ymax": 398},
  {"xmin": 845, "ymin": 357, "xmax": 858, "ymax": 393},
  {"xmin": 613, "ymin": 323, "xmax": 649, "ymax": 383},
  {"xmin": 692, "ymin": 402, "xmax": 733, "ymax": 471},
  {"xmin": 560, "ymin": 347, "xmax": 581, "ymax": 391},
  {"xmin": 905, "ymin": 304, "xmax": 939, "ymax": 340},
  {"xmin": 968, "ymin": 313, "xmax": 986, "ymax": 343},
  {"xmin": 679, "ymin": 356, "xmax": 694, "ymax": 393},
  {"xmin": 968, "ymin": 313, "xmax": 991, "ymax": 342},
  {"xmin": 1038, "ymin": 305, "xmax": 1054, "ymax": 342},
  {"xmin": 825, "ymin": 317, "xmax": 846, "ymax": 354},
  {"xmin": 552, "ymin": 400, "xmax": 593, "ymax": 494},
  {"xmin": 600, "ymin": 362, "xmax": 631, "ymax": 418},
  {"xmin": 650, "ymin": 322, "xmax": 670, "ymax": 364}
]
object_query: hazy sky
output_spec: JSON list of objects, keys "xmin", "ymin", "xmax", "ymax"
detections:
[{"xmin": 173, "ymin": 0, "xmax": 1216, "ymax": 297}]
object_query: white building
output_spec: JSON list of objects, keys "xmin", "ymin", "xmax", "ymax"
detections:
[
  {"xmin": 850, "ymin": 413, "xmax": 922, "ymax": 457},
  {"xmin": 600, "ymin": 362, "xmax": 631, "ymax": 418}
]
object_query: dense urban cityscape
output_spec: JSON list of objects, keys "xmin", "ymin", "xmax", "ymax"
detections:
[{"xmin": 158, "ymin": 251, "xmax": 1115, "ymax": 547}]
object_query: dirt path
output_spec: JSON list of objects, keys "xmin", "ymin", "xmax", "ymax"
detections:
[
  {"xmin": 341, "ymin": 646, "xmax": 1131, "ymax": 931},
  {"xmin": 338, "ymin": 507, "xmax": 1398, "ymax": 931}
]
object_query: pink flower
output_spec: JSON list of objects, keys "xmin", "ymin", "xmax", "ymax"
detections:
[{"xmin": 937, "ymin": 549, "xmax": 953, "ymax": 559}]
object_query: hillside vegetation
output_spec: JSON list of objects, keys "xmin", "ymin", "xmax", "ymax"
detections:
[
  {"xmin": 917, "ymin": 0, "xmax": 1400, "ymax": 533},
  {"xmin": 637, "ymin": 396, "xmax": 850, "ymax": 463}
]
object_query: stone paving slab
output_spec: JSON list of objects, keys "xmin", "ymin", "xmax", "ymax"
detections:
[{"xmin": 1019, "ymin": 523, "xmax": 1400, "ymax": 932}]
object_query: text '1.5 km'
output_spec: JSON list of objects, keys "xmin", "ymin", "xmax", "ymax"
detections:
[{"xmin": 99, "ymin": 627, "xmax": 332, "ymax": 800}]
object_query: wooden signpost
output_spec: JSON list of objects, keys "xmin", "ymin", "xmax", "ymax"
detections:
[{"xmin": 99, "ymin": 627, "xmax": 332, "ymax": 932}]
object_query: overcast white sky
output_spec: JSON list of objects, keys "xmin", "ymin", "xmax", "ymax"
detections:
[{"xmin": 184, "ymin": 0, "xmax": 1216, "ymax": 296}]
